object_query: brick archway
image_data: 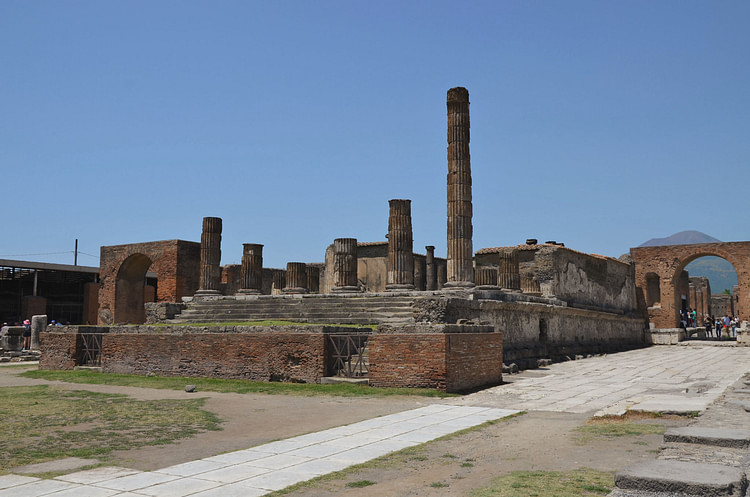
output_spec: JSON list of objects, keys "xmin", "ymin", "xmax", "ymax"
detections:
[
  {"xmin": 631, "ymin": 242, "xmax": 749, "ymax": 328},
  {"xmin": 98, "ymin": 240, "xmax": 201, "ymax": 325}
]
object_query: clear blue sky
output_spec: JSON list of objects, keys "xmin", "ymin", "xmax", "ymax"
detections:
[{"xmin": 2, "ymin": 1, "xmax": 748, "ymax": 269}]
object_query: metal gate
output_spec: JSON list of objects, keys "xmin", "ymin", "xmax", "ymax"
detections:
[
  {"xmin": 78, "ymin": 333, "xmax": 103, "ymax": 367},
  {"xmin": 327, "ymin": 333, "xmax": 369, "ymax": 378}
]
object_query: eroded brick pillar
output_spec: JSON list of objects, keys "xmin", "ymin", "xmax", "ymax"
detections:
[
  {"xmin": 386, "ymin": 199, "xmax": 415, "ymax": 291},
  {"xmin": 445, "ymin": 87, "xmax": 474, "ymax": 287},
  {"xmin": 197, "ymin": 217, "xmax": 222, "ymax": 295},
  {"xmin": 238, "ymin": 243, "xmax": 263, "ymax": 295},
  {"xmin": 498, "ymin": 249, "xmax": 521, "ymax": 291},
  {"xmin": 284, "ymin": 263, "xmax": 308, "ymax": 294},
  {"xmin": 332, "ymin": 238, "xmax": 359, "ymax": 292},
  {"xmin": 425, "ymin": 246, "xmax": 437, "ymax": 291}
]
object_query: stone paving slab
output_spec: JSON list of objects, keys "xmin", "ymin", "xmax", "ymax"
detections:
[
  {"xmin": 0, "ymin": 405, "xmax": 519, "ymax": 497},
  {"xmin": 614, "ymin": 460, "xmax": 746, "ymax": 496},
  {"xmin": 664, "ymin": 427, "xmax": 750, "ymax": 448}
]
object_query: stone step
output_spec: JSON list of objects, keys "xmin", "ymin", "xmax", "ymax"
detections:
[
  {"xmin": 658, "ymin": 442, "xmax": 747, "ymax": 469},
  {"xmin": 614, "ymin": 460, "xmax": 746, "ymax": 496},
  {"xmin": 664, "ymin": 427, "xmax": 750, "ymax": 449}
]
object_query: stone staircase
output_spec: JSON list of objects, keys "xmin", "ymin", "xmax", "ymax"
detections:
[
  {"xmin": 170, "ymin": 294, "xmax": 417, "ymax": 326},
  {"xmin": 609, "ymin": 375, "xmax": 750, "ymax": 497}
]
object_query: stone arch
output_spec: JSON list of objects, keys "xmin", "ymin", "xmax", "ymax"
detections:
[
  {"xmin": 115, "ymin": 254, "xmax": 153, "ymax": 324},
  {"xmin": 631, "ymin": 242, "xmax": 750, "ymax": 329}
]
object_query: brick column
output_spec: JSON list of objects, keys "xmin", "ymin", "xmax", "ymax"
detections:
[
  {"xmin": 425, "ymin": 246, "xmax": 437, "ymax": 291},
  {"xmin": 386, "ymin": 199, "xmax": 415, "ymax": 291},
  {"xmin": 445, "ymin": 87, "xmax": 474, "ymax": 287},
  {"xmin": 284, "ymin": 263, "xmax": 308, "ymax": 294},
  {"xmin": 196, "ymin": 217, "xmax": 222, "ymax": 295},
  {"xmin": 498, "ymin": 249, "xmax": 521, "ymax": 291},
  {"xmin": 238, "ymin": 243, "xmax": 263, "ymax": 295},
  {"xmin": 332, "ymin": 238, "xmax": 359, "ymax": 292}
]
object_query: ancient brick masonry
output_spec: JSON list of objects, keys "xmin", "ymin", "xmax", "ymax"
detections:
[
  {"xmin": 238, "ymin": 243, "xmax": 263, "ymax": 295},
  {"xmin": 445, "ymin": 87, "xmax": 474, "ymax": 287},
  {"xmin": 197, "ymin": 217, "xmax": 222, "ymax": 295},
  {"xmin": 386, "ymin": 199, "xmax": 415, "ymax": 291}
]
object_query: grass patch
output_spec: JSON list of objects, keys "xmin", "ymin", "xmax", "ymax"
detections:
[
  {"xmin": 20, "ymin": 369, "xmax": 453, "ymax": 398},
  {"xmin": 470, "ymin": 468, "xmax": 613, "ymax": 496},
  {"xmin": 431, "ymin": 481, "xmax": 449, "ymax": 488},
  {"xmin": 0, "ymin": 385, "xmax": 220, "ymax": 473},
  {"xmin": 149, "ymin": 320, "xmax": 378, "ymax": 330},
  {"xmin": 346, "ymin": 480, "xmax": 376, "ymax": 488},
  {"xmin": 575, "ymin": 416, "xmax": 665, "ymax": 445}
]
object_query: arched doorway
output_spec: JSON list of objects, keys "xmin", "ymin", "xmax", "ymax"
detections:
[{"xmin": 114, "ymin": 254, "xmax": 153, "ymax": 324}]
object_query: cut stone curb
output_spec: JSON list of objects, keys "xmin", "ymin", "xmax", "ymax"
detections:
[
  {"xmin": 614, "ymin": 460, "xmax": 746, "ymax": 497},
  {"xmin": 663, "ymin": 427, "xmax": 750, "ymax": 449},
  {"xmin": 12, "ymin": 457, "xmax": 100, "ymax": 474}
]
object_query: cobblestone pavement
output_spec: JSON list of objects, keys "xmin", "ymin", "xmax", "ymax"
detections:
[{"xmin": 459, "ymin": 345, "xmax": 750, "ymax": 415}]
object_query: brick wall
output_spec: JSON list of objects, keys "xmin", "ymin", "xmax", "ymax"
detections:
[
  {"xmin": 445, "ymin": 333, "xmax": 503, "ymax": 392},
  {"xmin": 39, "ymin": 331, "xmax": 78, "ymax": 370}
]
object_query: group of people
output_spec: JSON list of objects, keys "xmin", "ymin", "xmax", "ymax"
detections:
[{"xmin": 705, "ymin": 314, "xmax": 741, "ymax": 337}]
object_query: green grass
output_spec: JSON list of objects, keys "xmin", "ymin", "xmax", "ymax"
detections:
[
  {"xmin": 20, "ymin": 369, "xmax": 454, "ymax": 398},
  {"xmin": 346, "ymin": 480, "xmax": 376, "ymax": 488},
  {"xmin": 431, "ymin": 481, "xmax": 449, "ymax": 488},
  {"xmin": 470, "ymin": 468, "xmax": 613, "ymax": 497},
  {"xmin": 149, "ymin": 320, "xmax": 378, "ymax": 329},
  {"xmin": 0, "ymin": 385, "xmax": 221, "ymax": 473},
  {"xmin": 575, "ymin": 418, "xmax": 665, "ymax": 444}
]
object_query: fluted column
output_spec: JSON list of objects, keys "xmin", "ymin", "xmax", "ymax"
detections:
[
  {"xmin": 284, "ymin": 262, "xmax": 308, "ymax": 294},
  {"xmin": 445, "ymin": 87, "xmax": 474, "ymax": 287},
  {"xmin": 238, "ymin": 243, "xmax": 263, "ymax": 295},
  {"xmin": 498, "ymin": 249, "xmax": 521, "ymax": 291},
  {"xmin": 272, "ymin": 271, "xmax": 286, "ymax": 295},
  {"xmin": 475, "ymin": 267, "xmax": 499, "ymax": 289},
  {"xmin": 307, "ymin": 266, "xmax": 320, "ymax": 294},
  {"xmin": 196, "ymin": 217, "xmax": 222, "ymax": 295},
  {"xmin": 425, "ymin": 246, "xmax": 437, "ymax": 291},
  {"xmin": 521, "ymin": 274, "xmax": 541, "ymax": 296},
  {"xmin": 332, "ymin": 238, "xmax": 359, "ymax": 292},
  {"xmin": 386, "ymin": 199, "xmax": 415, "ymax": 291}
]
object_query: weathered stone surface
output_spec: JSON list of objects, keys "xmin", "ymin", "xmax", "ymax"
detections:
[
  {"xmin": 386, "ymin": 199, "xmax": 415, "ymax": 290},
  {"xmin": 197, "ymin": 217, "xmax": 222, "ymax": 295},
  {"xmin": 238, "ymin": 243, "xmax": 263, "ymax": 294},
  {"xmin": 445, "ymin": 87, "xmax": 474, "ymax": 288},
  {"xmin": 30, "ymin": 314, "xmax": 46, "ymax": 351},
  {"xmin": 614, "ymin": 460, "xmax": 746, "ymax": 496},
  {"xmin": 425, "ymin": 246, "xmax": 437, "ymax": 291},
  {"xmin": 284, "ymin": 262, "xmax": 308, "ymax": 294},
  {"xmin": 475, "ymin": 267, "xmax": 498, "ymax": 288},
  {"xmin": 332, "ymin": 238, "xmax": 359, "ymax": 292},
  {"xmin": 144, "ymin": 302, "xmax": 186, "ymax": 324},
  {"xmin": 498, "ymin": 249, "xmax": 521, "ymax": 291},
  {"xmin": 664, "ymin": 427, "xmax": 750, "ymax": 449}
]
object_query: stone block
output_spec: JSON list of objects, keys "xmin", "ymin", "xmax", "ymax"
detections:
[
  {"xmin": 664, "ymin": 427, "xmax": 750, "ymax": 449},
  {"xmin": 615, "ymin": 460, "xmax": 746, "ymax": 496}
]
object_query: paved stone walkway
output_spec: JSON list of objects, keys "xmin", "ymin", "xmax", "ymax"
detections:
[
  {"xmin": 460, "ymin": 345, "xmax": 750, "ymax": 416},
  {"xmin": 0, "ymin": 405, "xmax": 518, "ymax": 496}
]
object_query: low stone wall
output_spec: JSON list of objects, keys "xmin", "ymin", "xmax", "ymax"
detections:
[
  {"xmin": 38, "ymin": 331, "xmax": 78, "ymax": 370},
  {"xmin": 369, "ymin": 324, "xmax": 502, "ymax": 392},
  {"xmin": 647, "ymin": 328, "xmax": 686, "ymax": 345}
]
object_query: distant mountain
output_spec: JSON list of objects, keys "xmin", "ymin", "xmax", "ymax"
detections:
[
  {"xmin": 639, "ymin": 230, "xmax": 721, "ymax": 247},
  {"xmin": 638, "ymin": 231, "xmax": 736, "ymax": 294}
]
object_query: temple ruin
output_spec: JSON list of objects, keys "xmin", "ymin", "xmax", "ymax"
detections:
[{"xmin": 37, "ymin": 86, "xmax": 746, "ymax": 391}]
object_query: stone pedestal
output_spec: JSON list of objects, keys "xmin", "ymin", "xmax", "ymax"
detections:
[
  {"xmin": 332, "ymin": 238, "xmax": 359, "ymax": 292},
  {"xmin": 307, "ymin": 266, "xmax": 320, "ymax": 294},
  {"xmin": 425, "ymin": 246, "xmax": 437, "ymax": 291},
  {"xmin": 445, "ymin": 87, "xmax": 474, "ymax": 288},
  {"xmin": 386, "ymin": 199, "xmax": 415, "ymax": 291},
  {"xmin": 475, "ymin": 267, "xmax": 499, "ymax": 290},
  {"xmin": 238, "ymin": 243, "xmax": 263, "ymax": 295},
  {"xmin": 196, "ymin": 217, "xmax": 222, "ymax": 296},
  {"xmin": 284, "ymin": 263, "xmax": 308, "ymax": 294},
  {"xmin": 498, "ymin": 249, "xmax": 521, "ymax": 292},
  {"xmin": 30, "ymin": 314, "xmax": 46, "ymax": 351}
]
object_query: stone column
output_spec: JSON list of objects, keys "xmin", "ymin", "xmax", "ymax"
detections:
[
  {"xmin": 437, "ymin": 262, "xmax": 447, "ymax": 289},
  {"xmin": 445, "ymin": 87, "xmax": 474, "ymax": 287},
  {"xmin": 414, "ymin": 256, "xmax": 425, "ymax": 291},
  {"xmin": 386, "ymin": 199, "xmax": 415, "ymax": 291},
  {"xmin": 30, "ymin": 314, "xmax": 46, "ymax": 351},
  {"xmin": 196, "ymin": 217, "xmax": 222, "ymax": 295},
  {"xmin": 332, "ymin": 238, "xmax": 359, "ymax": 292},
  {"xmin": 425, "ymin": 246, "xmax": 437, "ymax": 291},
  {"xmin": 475, "ymin": 267, "xmax": 499, "ymax": 289},
  {"xmin": 272, "ymin": 271, "xmax": 286, "ymax": 295},
  {"xmin": 307, "ymin": 266, "xmax": 320, "ymax": 294},
  {"xmin": 238, "ymin": 243, "xmax": 263, "ymax": 295},
  {"xmin": 498, "ymin": 249, "xmax": 521, "ymax": 291},
  {"xmin": 521, "ymin": 274, "xmax": 542, "ymax": 296},
  {"xmin": 284, "ymin": 263, "xmax": 308, "ymax": 294}
]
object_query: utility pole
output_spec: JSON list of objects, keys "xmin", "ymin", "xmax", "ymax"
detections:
[{"xmin": 74, "ymin": 239, "xmax": 78, "ymax": 266}]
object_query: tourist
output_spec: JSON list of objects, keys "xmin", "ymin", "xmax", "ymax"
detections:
[
  {"xmin": 704, "ymin": 316, "xmax": 713, "ymax": 337},
  {"xmin": 22, "ymin": 319, "xmax": 31, "ymax": 350},
  {"xmin": 723, "ymin": 314, "xmax": 732, "ymax": 337},
  {"xmin": 691, "ymin": 309, "xmax": 697, "ymax": 328}
]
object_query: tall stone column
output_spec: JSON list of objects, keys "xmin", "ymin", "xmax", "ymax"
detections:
[
  {"xmin": 238, "ymin": 243, "xmax": 263, "ymax": 295},
  {"xmin": 332, "ymin": 238, "xmax": 359, "ymax": 292},
  {"xmin": 284, "ymin": 263, "xmax": 308, "ymax": 294},
  {"xmin": 498, "ymin": 249, "xmax": 521, "ymax": 291},
  {"xmin": 197, "ymin": 217, "xmax": 222, "ymax": 295},
  {"xmin": 425, "ymin": 246, "xmax": 437, "ymax": 291},
  {"xmin": 386, "ymin": 199, "xmax": 415, "ymax": 291},
  {"xmin": 445, "ymin": 87, "xmax": 474, "ymax": 287}
]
